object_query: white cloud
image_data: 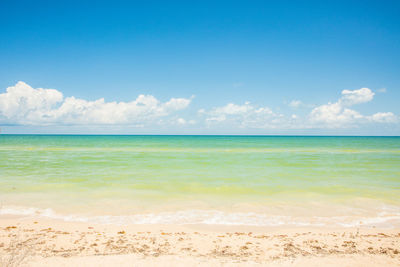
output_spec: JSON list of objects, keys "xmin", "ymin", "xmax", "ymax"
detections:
[
  {"xmin": 199, "ymin": 102, "xmax": 286, "ymax": 128},
  {"xmin": 377, "ymin": 88, "xmax": 387, "ymax": 93},
  {"xmin": 368, "ymin": 112, "xmax": 397, "ymax": 123},
  {"xmin": 177, "ymin": 118, "xmax": 186, "ymax": 125},
  {"xmin": 310, "ymin": 102, "xmax": 363, "ymax": 127},
  {"xmin": 1, "ymin": 82, "xmax": 397, "ymax": 131},
  {"xmin": 0, "ymin": 81, "xmax": 63, "ymax": 124},
  {"xmin": 213, "ymin": 102, "xmax": 255, "ymax": 116},
  {"xmin": 0, "ymin": 82, "xmax": 192, "ymax": 126},
  {"xmin": 164, "ymin": 97, "xmax": 193, "ymax": 111},
  {"xmin": 339, "ymin": 87, "xmax": 374, "ymax": 105},
  {"xmin": 309, "ymin": 87, "xmax": 396, "ymax": 128},
  {"xmin": 200, "ymin": 87, "xmax": 397, "ymax": 130},
  {"xmin": 287, "ymin": 100, "xmax": 315, "ymax": 109},
  {"xmin": 174, "ymin": 118, "xmax": 196, "ymax": 125}
]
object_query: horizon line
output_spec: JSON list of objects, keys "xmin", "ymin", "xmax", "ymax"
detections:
[{"xmin": 1, "ymin": 134, "xmax": 399, "ymax": 137}]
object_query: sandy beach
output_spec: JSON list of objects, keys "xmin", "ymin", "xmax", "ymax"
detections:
[
  {"xmin": 1, "ymin": 216, "xmax": 399, "ymax": 266},
  {"xmin": 1, "ymin": 0, "xmax": 400, "ymax": 264}
]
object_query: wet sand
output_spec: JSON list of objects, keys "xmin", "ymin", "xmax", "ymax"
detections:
[{"xmin": 0, "ymin": 216, "xmax": 399, "ymax": 266}]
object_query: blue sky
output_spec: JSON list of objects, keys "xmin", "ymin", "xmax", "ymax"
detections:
[{"xmin": 0, "ymin": 0, "xmax": 399, "ymax": 134}]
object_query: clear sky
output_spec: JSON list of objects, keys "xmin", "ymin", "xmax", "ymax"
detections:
[{"xmin": 0, "ymin": 0, "xmax": 399, "ymax": 135}]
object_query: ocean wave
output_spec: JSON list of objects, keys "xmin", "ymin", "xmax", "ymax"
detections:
[{"xmin": 1, "ymin": 205, "xmax": 400, "ymax": 228}]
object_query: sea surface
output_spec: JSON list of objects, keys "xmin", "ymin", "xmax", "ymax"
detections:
[{"xmin": 1, "ymin": 135, "xmax": 400, "ymax": 227}]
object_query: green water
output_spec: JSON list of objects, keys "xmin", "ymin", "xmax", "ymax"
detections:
[{"xmin": 1, "ymin": 135, "xmax": 400, "ymax": 226}]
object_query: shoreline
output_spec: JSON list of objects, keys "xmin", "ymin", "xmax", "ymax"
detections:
[
  {"xmin": 2, "ymin": 202, "xmax": 400, "ymax": 228},
  {"xmin": 1, "ymin": 216, "xmax": 399, "ymax": 266}
]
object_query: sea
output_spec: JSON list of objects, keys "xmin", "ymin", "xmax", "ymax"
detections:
[{"xmin": 1, "ymin": 135, "xmax": 399, "ymax": 227}]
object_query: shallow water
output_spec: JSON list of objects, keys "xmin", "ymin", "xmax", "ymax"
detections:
[{"xmin": 1, "ymin": 135, "xmax": 400, "ymax": 227}]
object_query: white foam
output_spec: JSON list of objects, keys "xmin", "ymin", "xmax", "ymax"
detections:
[{"xmin": 2, "ymin": 205, "xmax": 400, "ymax": 228}]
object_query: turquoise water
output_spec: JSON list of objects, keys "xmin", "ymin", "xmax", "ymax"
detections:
[{"xmin": 1, "ymin": 135, "xmax": 400, "ymax": 226}]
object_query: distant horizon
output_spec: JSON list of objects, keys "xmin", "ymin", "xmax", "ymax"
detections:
[{"xmin": 1, "ymin": 133, "xmax": 399, "ymax": 137}]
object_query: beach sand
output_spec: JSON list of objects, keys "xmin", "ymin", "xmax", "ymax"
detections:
[{"xmin": 0, "ymin": 216, "xmax": 399, "ymax": 266}]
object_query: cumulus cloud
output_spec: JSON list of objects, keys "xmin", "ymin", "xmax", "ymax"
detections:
[
  {"xmin": 0, "ymin": 82, "xmax": 192, "ymax": 126},
  {"xmin": 339, "ymin": 87, "xmax": 374, "ymax": 105},
  {"xmin": 310, "ymin": 103, "xmax": 363, "ymax": 126},
  {"xmin": 309, "ymin": 88, "xmax": 396, "ymax": 128}
]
